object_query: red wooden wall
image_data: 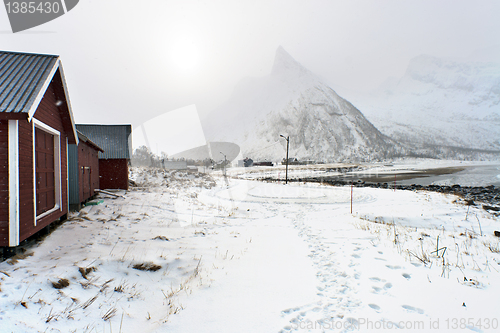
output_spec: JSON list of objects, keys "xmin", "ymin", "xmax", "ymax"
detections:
[
  {"xmin": 79, "ymin": 141, "xmax": 100, "ymax": 202},
  {"xmin": 99, "ymin": 159, "xmax": 129, "ymax": 190},
  {"xmin": 20, "ymin": 82, "xmax": 69, "ymax": 243},
  {"xmin": 0, "ymin": 73, "xmax": 72, "ymax": 246}
]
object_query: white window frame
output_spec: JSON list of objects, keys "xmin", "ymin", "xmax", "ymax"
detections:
[{"xmin": 33, "ymin": 119, "xmax": 62, "ymax": 224}]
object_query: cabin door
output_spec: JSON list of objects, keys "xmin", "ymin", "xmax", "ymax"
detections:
[
  {"xmin": 35, "ymin": 127, "xmax": 55, "ymax": 215},
  {"xmin": 82, "ymin": 166, "xmax": 91, "ymax": 199}
]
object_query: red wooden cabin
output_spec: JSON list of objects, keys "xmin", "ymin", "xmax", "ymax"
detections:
[
  {"xmin": 0, "ymin": 51, "xmax": 78, "ymax": 247},
  {"xmin": 76, "ymin": 125, "xmax": 131, "ymax": 190}
]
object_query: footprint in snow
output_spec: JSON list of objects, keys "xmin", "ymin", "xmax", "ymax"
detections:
[
  {"xmin": 402, "ymin": 305, "xmax": 424, "ymax": 314},
  {"xmin": 384, "ymin": 282, "xmax": 393, "ymax": 289},
  {"xmin": 402, "ymin": 273, "xmax": 411, "ymax": 280},
  {"xmin": 346, "ymin": 317, "xmax": 359, "ymax": 326},
  {"xmin": 368, "ymin": 304, "xmax": 381, "ymax": 312},
  {"xmin": 386, "ymin": 265, "xmax": 401, "ymax": 270}
]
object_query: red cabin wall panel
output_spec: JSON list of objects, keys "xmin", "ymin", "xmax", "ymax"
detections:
[
  {"xmin": 99, "ymin": 159, "xmax": 129, "ymax": 190},
  {"xmin": 0, "ymin": 74, "xmax": 75, "ymax": 247},
  {"xmin": 78, "ymin": 145, "xmax": 84, "ymax": 202},
  {"xmin": 91, "ymin": 150, "xmax": 99, "ymax": 195},
  {"xmin": 17, "ymin": 81, "xmax": 70, "ymax": 243},
  {"xmin": 78, "ymin": 142, "xmax": 100, "ymax": 202}
]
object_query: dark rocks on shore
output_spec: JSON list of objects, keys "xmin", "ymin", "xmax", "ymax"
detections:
[{"xmin": 260, "ymin": 176, "xmax": 500, "ymax": 207}]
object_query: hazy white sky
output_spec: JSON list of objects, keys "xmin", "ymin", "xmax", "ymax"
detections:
[
  {"xmin": 132, "ymin": 104, "xmax": 206, "ymax": 155},
  {"xmin": 1, "ymin": 0, "xmax": 499, "ymax": 141}
]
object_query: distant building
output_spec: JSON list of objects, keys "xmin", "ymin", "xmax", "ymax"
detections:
[
  {"xmin": 243, "ymin": 158, "xmax": 253, "ymax": 167},
  {"xmin": 163, "ymin": 160, "xmax": 187, "ymax": 170},
  {"xmin": 76, "ymin": 124, "xmax": 132, "ymax": 190},
  {"xmin": 253, "ymin": 161, "xmax": 273, "ymax": 167},
  {"xmin": 282, "ymin": 157, "xmax": 299, "ymax": 165},
  {"xmin": 0, "ymin": 51, "xmax": 78, "ymax": 247}
]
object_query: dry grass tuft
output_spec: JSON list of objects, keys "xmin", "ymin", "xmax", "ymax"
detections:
[
  {"xmin": 45, "ymin": 308, "xmax": 57, "ymax": 323},
  {"xmin": 485, "ymin": 242, "xmax": 500, "ymax": 253},
  {"xmin": 81, "ymin": 295, "xmax": 99, "ymax": 309},
  {"xmin": 102, "ymin": 307, "xmax": 117, "ymax": 321},
  {"xmin": 7, "ymin": 251, "xmax": 34, "ymax": 265},
  {"xmin": 483, "ymin": 205, "xmax": 499, "ymax": 212},
  {"xmin": 100, "ymin": 278, "xmax": 114, "ymax": 292},
  {"xmin": 114, "ymin": 285, "xmax": 125, "ymax": 293},
  {"xmin": 51, "ymin": 278, "xmax": 70, "ymax": 289},
  {"xmin": 133, "ymin": 262, "xmax": 162, "ymax": 272},
  {"xmin": 78, "ymin": 266, "xmax": 97, "ymax": 280},
  {"xmin": 152, "ymin": 236, "xmax": 170, "ymax": 241},
  {"xmin": 80, "ymin": 277, "xmax": 99, "ymax": 289}
]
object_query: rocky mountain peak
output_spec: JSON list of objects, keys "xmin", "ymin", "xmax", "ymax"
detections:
[
  {"xmin": 203, "ymin": 47, "xmax": 397, "ymax": 162},
  {"xmin": 271, "ymin": 46, "xmax": 317, "ymax": 83}
]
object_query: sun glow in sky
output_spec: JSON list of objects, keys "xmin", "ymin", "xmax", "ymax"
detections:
[
  {"xmin": 132, "ymin": 104, "xmax": 207, "ymax": 156},
  {"xmin": 171, "ymin": 38, "xmax": 200, "ymax": 73}
]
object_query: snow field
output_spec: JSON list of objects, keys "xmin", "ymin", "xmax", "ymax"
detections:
[
  {"xmin": 0, "ymin": 167, "xmax": 499, "ymax": 332},
  {"xmin": 0, "ymin": 170, "xmax": 252, "ymax": 332}
]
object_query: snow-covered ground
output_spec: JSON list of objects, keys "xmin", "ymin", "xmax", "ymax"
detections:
[{"xmin": 1, "ymin": 167, "xmax": 500, "ymax": 332}]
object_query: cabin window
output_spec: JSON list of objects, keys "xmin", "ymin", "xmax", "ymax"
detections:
[{"xmin": 33, "ymin": 120, "xmax": 62, "ymax": 222}]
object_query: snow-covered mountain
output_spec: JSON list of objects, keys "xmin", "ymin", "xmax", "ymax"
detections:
[
  {"xmin": 202, "ymin": 47, "xmax": 396, "ymax": 162},
  {"xmin": 341, "ymin": 55, "xmax": 500, "ymax": 152}
]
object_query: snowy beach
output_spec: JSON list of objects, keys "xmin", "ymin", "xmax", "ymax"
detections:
[{"xmin": 1, "ymin": 167, "xmax": 499, "ymax": 332}]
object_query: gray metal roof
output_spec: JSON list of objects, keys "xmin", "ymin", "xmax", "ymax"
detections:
[
  {"xmin": 76, "ymin": 124, "xmax": 132, "ymax": 159},
  {"xmin": 0, "ymin": 51, "xmax": 58, "ymax": 113},
  {"xmin": 76, "ymin": 130, "xmax": 104, "ymax": 152}
]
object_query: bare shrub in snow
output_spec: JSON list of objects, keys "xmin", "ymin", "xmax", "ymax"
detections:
[
  {"xmin": 133, "ymin": 262, "xmax": 162, "ymax": 272},
  {"xmin": 51, "ymin": 278, "xmax": 70, "ymax": 289}
]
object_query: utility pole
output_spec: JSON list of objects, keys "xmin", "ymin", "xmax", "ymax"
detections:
[
  {"xmin": 280, "ymin": 135, "xmax": 289, "ymax": 184},
  {"xmin": 220, "ymin": 152, "xmax": 227, "ymax": 178}
]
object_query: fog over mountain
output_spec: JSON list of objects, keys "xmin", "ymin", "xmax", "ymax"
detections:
[
  {"xmin": 203, "ymin": 47, "xmax": 397, "ymax": 162},
  {"xmin": 341, "ymin": 54, "xmax": 500, "ymax": 153}
]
